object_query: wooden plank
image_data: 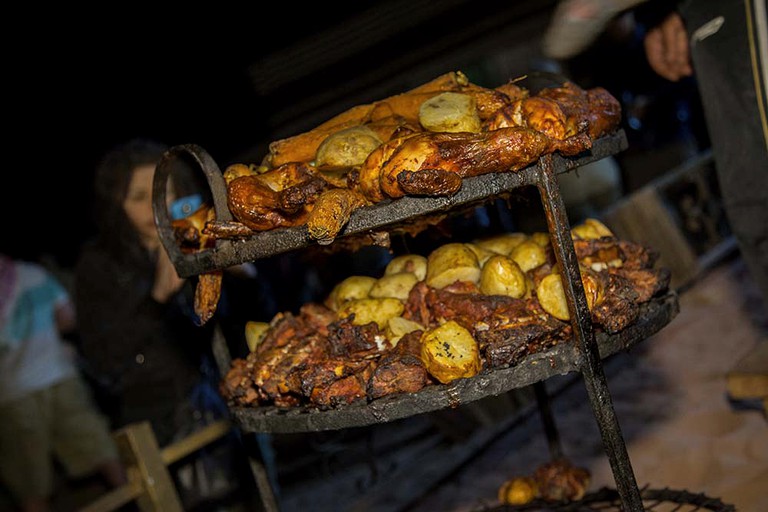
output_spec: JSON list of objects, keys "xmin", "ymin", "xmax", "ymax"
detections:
[
  {"xmin": 160, "ymin": 419, "xmax": 231, "ymax": 466},
  {"xmin": 603, "ymin": 187, "xmax": 698, "ymax": 289},
  {"xmin": 78, "ymin": 480, "xmax": 143, "ymax": 512},
  {"xmin": 114, "ymin": 422, "xmax": 183, "ymax": 512},
  {"xmin": 726, "ymin": 342, "xmax": 768, "ymax": 399}
]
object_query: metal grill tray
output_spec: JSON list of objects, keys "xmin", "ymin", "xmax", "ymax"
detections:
[
  {"xmin": 481, "ymin": 486, "xmax": 735, "ymax": 511},
  {"xmin": 154, "ymin": 131, "xmax": 628, "ymax": 278},
  {"xmin": 228, "ymin": 291, "xmax": 677, "ymax": 434}
]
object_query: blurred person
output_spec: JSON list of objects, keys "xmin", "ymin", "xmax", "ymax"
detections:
[
  {"xmin": 645, "ymin": 0, "xmax": 768, "ymax": 319},
  {"xmin": 74, "ymin": 137, "xmax": 212, "ymax": 446},
  {"xmin": 544, "ymin": 0, "xmax": 768, "ymax": 317},
  {"xmin": 0, "ymin": 252, "xmax": 126, "ymax": 512},
  {"xmin": 73, "ymin": 138, "xmax": 265, "ymax": 508}
]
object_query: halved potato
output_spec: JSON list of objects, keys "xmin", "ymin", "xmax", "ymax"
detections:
[
  {"xmin": 315, "ymin": 125, "xmax": 383, "ymax": 169},
  {"xmin": 420, "ymin": 320, "xmax": 481, "ymax": 384},
  {"xmin": 426, "ymin": 243, "xmax": 481, "ymax": 289},
  {"xmin": 386, "ymin": 316, "xmax": 424, "ymax": 345},
  {"xmin": 369, "ymin": 272, "xmax": 419, "ymax": 301},
  {"xmin": 479, "ymin": 255, "xmax": 527, "ymax": 298},
  {"xmin": 509, "ymin": 239, "xmax": 547, "ymax": 272},
  {"xmin": 326, "ymin": 275, "xmax": 377, "ymax": 311},
  {"xmin": 385, "ymin": 254, "xmax": 428, "ymax": 281},
  {"xmin": 337, "ymin": 298, "xmax": 405, "ymax": 329},
  {"xmin": 418, "ymin": 92, "xmax": 482, "ymax": 133},
  {"xmin": 536, "ymin": 273, "xmax": 570, "ymax": 321},
  {"xmin": 536, "ymin": 267, "xmax": 605, "ymax": 321}
]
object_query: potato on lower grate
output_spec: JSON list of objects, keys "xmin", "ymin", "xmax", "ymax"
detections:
[{"xmin": 420, "ymin": 320, "xmax": 481, "ymax": 384}]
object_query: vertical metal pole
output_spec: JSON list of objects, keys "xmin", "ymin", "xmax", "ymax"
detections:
[
  {"xmin": 533, "ymin": 381, "xmax": 563, "ymax": 461},
  {"xmin": 535, "ymin": 155, "xmax": 644, "ymax": 512}
]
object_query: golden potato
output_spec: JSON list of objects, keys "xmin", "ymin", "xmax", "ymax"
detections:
[
  {"xmin": 222, "ymin": 163, "xmax": 260, "ymax": 185},
  {"xmin": 473, "ymin": 232, "xmax": 528, "ymax": 255},
  {"xmin": 480, "ymin": 255, "xmax": 527, "ymax": 298},
  {"xmin": 315, "ymin": 125, "xmax": 383, "ymax": 169},
  {"xmin": 536, "ymin": 273, "xmax": 570, "ymax": 321},
  {"xmin": 420, "ymin": 320, "xmax": 481, "ymax": 384},
  {"xmin": 326, "ymin": 275, "xmax": 377, "ymax": 311},
  {"xmin": 426, "ymin": 243, "xmax": 481, "ymax": 289},
  {"xmin": 536, "ymin": 268, "xmax": 605, "ymax": 321},
  {"xmin": 386, "ymin": 316, "xmax": 424, "ymax": 345},
  {"xmin": 244, "ymin": 321, "xmax": 270, "ymax": 352},
  {"xmin": 530, "ymin": 231, "xmax": 551, "ymax": 247},
  {"xmin": 465, "ymin": 243, "xmax": 498, "ymax": 266},
  {"xmin": 385, "ymin": 254, "xmax": 428, "ymax": 281},
  {"xmin": 418, "ymin": 92, "xmax": 482, "ymax": 133},
  {"xmin": 498, "ymin": 477, "xmax": 539, "ymax": 505},
  {"xmin": 510, "ymin": 239, "xmax": 547, "ymax": 272},
  {"xmin": 337, "ymin": 298, "xmax": 405, "ymax": 329},
  {"xmin": 369, "ymin": 272, "xmax": 419, "ymax": 301},
  {"xmin": 571, "ymin": 217, "xmax": 614, "ymax": 240}
]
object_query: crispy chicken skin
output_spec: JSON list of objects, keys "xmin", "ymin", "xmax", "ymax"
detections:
[
  {"xmin": 226, "ymin": 162, "xmax": 332, "ymax": 231},
  {"xmin": 357, "ymin": 127, "xmax": 592, "ymax": 201}
]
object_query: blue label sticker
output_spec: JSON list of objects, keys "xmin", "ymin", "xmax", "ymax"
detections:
[{"xmin": 170, "ymin": 194, "xmax": 203, "ymax": 220}]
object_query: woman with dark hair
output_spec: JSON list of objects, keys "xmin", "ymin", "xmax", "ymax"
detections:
[{"xmin": 74, "ymin": 138, "xmax": 214, "ymax": 446}]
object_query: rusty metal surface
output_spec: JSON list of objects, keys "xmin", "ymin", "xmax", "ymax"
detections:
[
  {"xmin": 483, "ymin": 486, "xmax": 736, "ymax": 511},
  {"xmin": 153, "ymin": 131, "xmax": 628, "ymax": 278},
  {"xmin": 228, "ymin": 292, "xmax": 678, "ymax": 434}
]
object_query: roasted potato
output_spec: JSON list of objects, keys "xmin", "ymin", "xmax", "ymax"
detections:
[
  {"xmin": 571, "ymin": 217, "xmax": 614, "ymax": 240},
  {"xmin": 498, "ymin": 476, "xmax": 539, "ymax": 505},
  {"xmin": 385, "ymin": 254, "xmax": 428, "ymax": 281},
  {"xmin": 315, "ymin": 125, "xmax": 383, "ymax": 170},
  {"xmin": 369, "ymin": 272, "xmax": 419, "ymax": 301},
  {"xmin": 386, "ymin": 316, "xmax": 424, "ymax": 345},
  {"xmin": 509, "ymin": 239, "xmax": 547, "ymax": 272},
  {"xmin": 326, "ymin": 275, "xmax": 377, "ymax": 311},
  {"xmin": 480, "ymin": 255, "xmax": 527, "ymax": 298},
  {"xmin": 418, "ymin": 92, "xmax": 482, "ymax": 133},
  {"xmin": 536, "ymin": 267, "xmax": 605, "ymax": 321},
  {"xmin": 337, "ymin": 297, "xmax": 405, "ymax": 329},
  {"xmin": 420, "ymin": 320, "xmax": 481, "ymax": 384},
  {"xmin": 465, "ymin": 243, "xmax": 498, "ymax": 266},
  {"xmin": 426, "ymin": 243, "xmax": 481, "ymax": 289},
  {"xmin": 244, "ymin": 321, "xmax": 270, "ymax": 352},
  {"xmin": 473, "ymin": 232, "xmax": 528, "ymax": 255},
  {"xmin": 530, "ymin": 231, "xmax": 551, "ymax": 247}
]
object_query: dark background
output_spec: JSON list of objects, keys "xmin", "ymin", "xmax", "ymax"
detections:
[{"xmin": 3, "ymin": 0, "xmax": 706, "ymax": 267}]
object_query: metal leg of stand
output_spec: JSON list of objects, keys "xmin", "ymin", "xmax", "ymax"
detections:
[
  {"xmin": 248, "ymin": 438, "xmax": 281, "ymax": 512},
  {"xmin": 533, "ymin": 381, "xmax": 563, "ymax": 461},
  {"xmin": 211, "ymin": 325, "xmax": 281, "ymax": 511},
  {"xmin": 536, "ymin": 155, "xmax": 644, "ymax": 512}
]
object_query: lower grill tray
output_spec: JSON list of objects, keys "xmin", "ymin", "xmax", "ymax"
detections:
[
  {"xmin": 229, "ymin": 292, "xmax": 679, "ymax": 434},
  {"xmin": 485, "ymin": 486, "xmax": 735, "ymax": 511}
]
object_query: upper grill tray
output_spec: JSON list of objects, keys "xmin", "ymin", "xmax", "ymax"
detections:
[{"xmin": 153, "ymin": 131, "xmax": 628, "ymax": 278}]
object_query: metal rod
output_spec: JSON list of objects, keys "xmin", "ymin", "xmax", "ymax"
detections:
[
  {"xmin": 535, "ymin": 154, "xmax": 644, "ymax": 512},
  {"xmin": 533, "ymin": 381, "xmax": 563, "ymax": 460}
]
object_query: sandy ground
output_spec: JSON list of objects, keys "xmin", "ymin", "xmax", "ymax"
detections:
[{"xmin": 412, "ymin": 257, "xmax": 768, "ymax": 512}]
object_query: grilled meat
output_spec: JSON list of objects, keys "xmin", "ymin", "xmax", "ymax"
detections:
[
  {"xmin": 368, "ymin": 331, "xmax": 431, "ymax": 399},
  {"xmin": 221, "ymin": 230, "xmax": 669, "ymax": 410}
]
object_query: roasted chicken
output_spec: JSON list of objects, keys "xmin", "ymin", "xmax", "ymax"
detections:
[{"xmin": 356, "ymin": 127, "xmax": 592, "ymax": 202}]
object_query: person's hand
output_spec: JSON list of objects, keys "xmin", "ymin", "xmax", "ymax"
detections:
[
  {"xmin": 643, "ymin": 11, "xmax": 693, "ymax": 82},
  {"xmin": 151, "ymin": 248, "xmax": 185, "ymax": 303}
]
